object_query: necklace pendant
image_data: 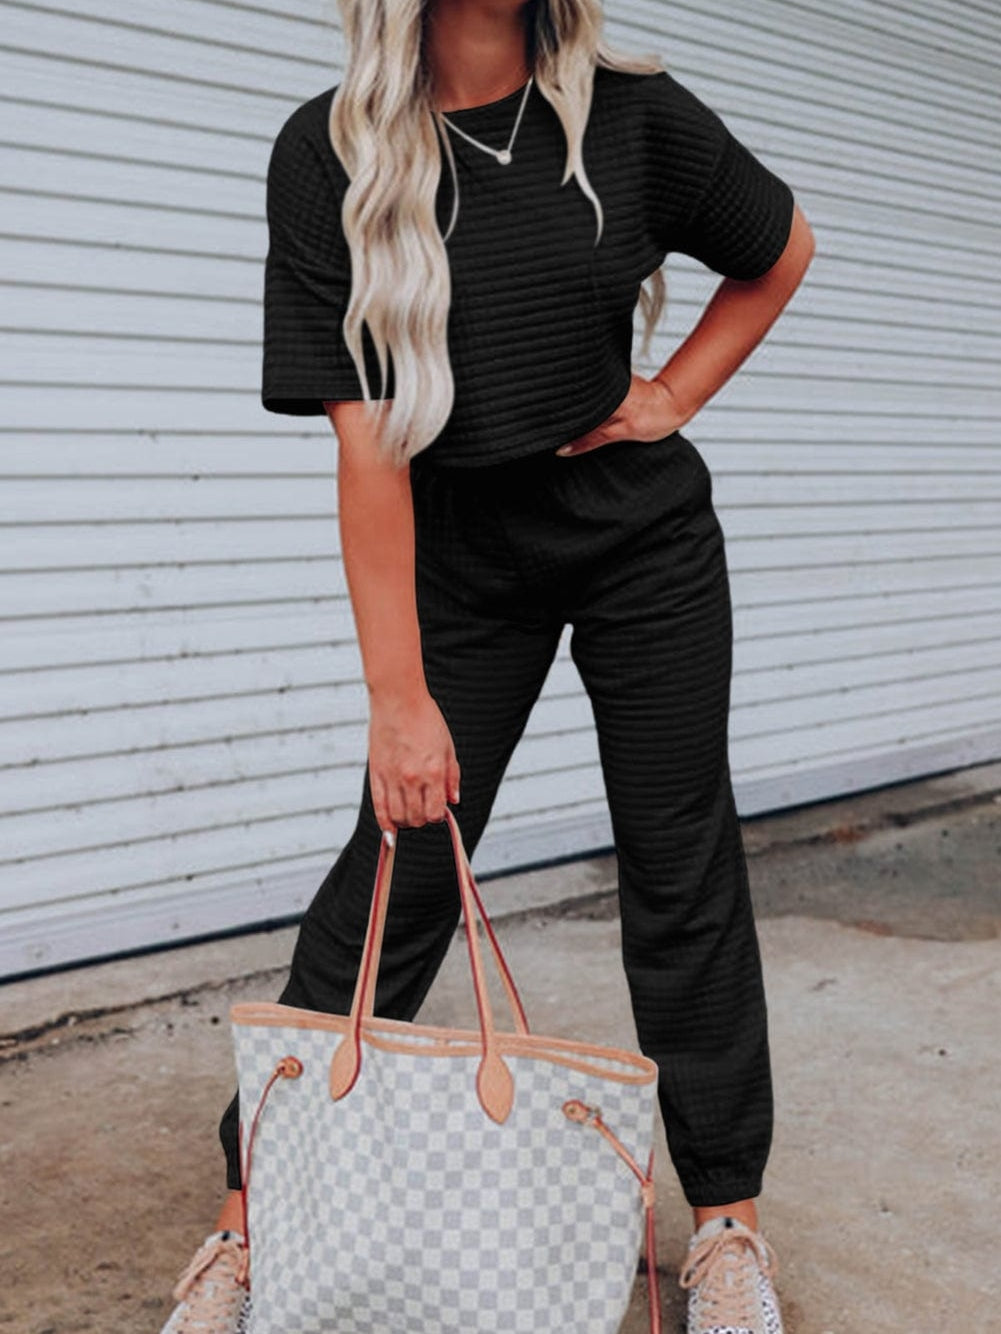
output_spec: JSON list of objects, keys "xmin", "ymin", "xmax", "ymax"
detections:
[{"xmin": 496, "ymin": 148, "xmax": 512, "ymax": 165}]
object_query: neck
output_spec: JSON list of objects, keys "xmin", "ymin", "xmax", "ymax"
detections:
[{"xmin": 425, "ymin": 0, "xmax": 533, "ymax": 112}]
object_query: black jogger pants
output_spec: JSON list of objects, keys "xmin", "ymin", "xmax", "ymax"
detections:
[{"xmin": 218, "ymin": 430, "xmax": 773, "ymax": 1209}]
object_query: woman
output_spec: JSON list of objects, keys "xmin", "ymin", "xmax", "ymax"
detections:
[{"xmin": 160, "ymin": 0, "xmax": 815, "ymax": 1330}]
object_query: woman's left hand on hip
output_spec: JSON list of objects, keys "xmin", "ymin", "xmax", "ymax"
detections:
[{"xmin": 554, "ymin": 374, "xmax": 688, "ymax": 457}]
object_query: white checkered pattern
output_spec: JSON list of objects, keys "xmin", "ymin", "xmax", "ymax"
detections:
[{"xmin": 233, "ymin": 1020, "xmax": 658, "ymax": 1333}]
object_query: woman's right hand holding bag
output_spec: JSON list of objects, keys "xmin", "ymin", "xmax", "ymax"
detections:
[{"xmin": 368, "ymin": 686, "xmax": 461, "ymax": 842}]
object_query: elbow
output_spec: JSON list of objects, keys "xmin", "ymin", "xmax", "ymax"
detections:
[
  {"xmin": 758, "ymin": 203, "xmax": 815, "ymax": 293},
  {"xmin": 786, "ymin": 202, "xmax": 816, "ymax": 274}
]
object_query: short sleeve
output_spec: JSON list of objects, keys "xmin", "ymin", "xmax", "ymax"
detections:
[
  {"xmin": 261, "ymin": 109, "xmax": 393, "ymax": 414},
  {"xmin": 644, "ymin": 70, "xmax": 795, "ymax": 282}
]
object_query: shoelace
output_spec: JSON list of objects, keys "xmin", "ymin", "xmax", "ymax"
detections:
[
  {"xmin": 678, "ymin": 1223, "xmax": 779, "ymax": 1330},
  {"xmin": 171, "ymin": 1232, "xmax": 248, "ymax": 1329}
]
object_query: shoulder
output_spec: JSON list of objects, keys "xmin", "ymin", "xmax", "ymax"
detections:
[
  {"xmin": 625, "ymin": 65, "xmax": 728, "ymax": 189},
  {"xmin": 635, "ymin": 66, "xmax": 725, "ymax": 142},
  {"xmin": 590, "ymin": 64, "xmax": 723, "ymax": 144},
  {"xmin": 272, "ymin": 83, "xmax": 338, "ymax": 147},
  {"xmin": 589, "ymin": 63, "xmax": 658, "ymax": 118},
  {"xmin": 267, "ymin": 84, "xmax": 348, "ymax": 193},
  {"xmin": 589, "ymin": 63, "xmax": 702, "ymax": 109}
]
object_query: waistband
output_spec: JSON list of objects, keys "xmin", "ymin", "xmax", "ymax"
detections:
[{"xmin": 410, "ymin": 431, "xmax": 690, "ymax": 490}]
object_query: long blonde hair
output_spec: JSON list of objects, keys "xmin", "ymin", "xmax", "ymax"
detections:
[{"xmin": 329, "ymin": 0, "xmax": 666, "ymax": 466}]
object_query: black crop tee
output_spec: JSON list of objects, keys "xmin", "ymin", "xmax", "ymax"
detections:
[{"xmin": 261, "ymin": 65, "xmax": 795, "ymax": 468}]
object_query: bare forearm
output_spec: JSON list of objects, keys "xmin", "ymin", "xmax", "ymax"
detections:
[
  {"xmin": 325, "ymin": 400, "xmax": 460, "ymax": 831},
  {"xmin": 654, "ymin": 203, "xmax": 815, "ymax": 421},
  {"xmin": 328, "ymin": 402, "xmax": 427, "ymax": 704}
]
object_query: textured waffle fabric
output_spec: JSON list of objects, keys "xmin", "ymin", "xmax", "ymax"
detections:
[{"xmin": 260, "ymin": 65, "xmax": 795, "ymax": 465}]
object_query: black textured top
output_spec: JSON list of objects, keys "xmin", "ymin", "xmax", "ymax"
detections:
[{"xmin": 261, "ymin": 65, "xmax": 795, "ymax": 467}]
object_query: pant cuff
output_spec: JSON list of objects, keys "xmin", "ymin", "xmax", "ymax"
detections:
[{"xmin": 681, "ymin": 1174, "xmax": 764, "ymax": 1209}]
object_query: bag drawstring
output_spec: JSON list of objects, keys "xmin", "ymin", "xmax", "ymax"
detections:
[
  {"xmin": 563, "ymin": 1099, "xmax": 662, "ymax": 1334},
  {"xmin": 236, "ymin": 1055, "xmax": 304, "ymax": 1289}
]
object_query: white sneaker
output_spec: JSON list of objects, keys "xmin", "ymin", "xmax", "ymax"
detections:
[
  {"xmin": 160, "ymin": 1229, "xmax": 252, "ymax": 1333},
  {"xmin": 679, "ymin": 1214, "xmax": 783, "ymax": 1334}
]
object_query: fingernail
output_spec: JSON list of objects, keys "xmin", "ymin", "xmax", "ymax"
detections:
[
  {"xmin": 383, "ymin": 828, "xmax": 395, "ymax": 848},
  {"xmin": 556, "ymin": 446, "xmax": 573, "ymax": 456}
]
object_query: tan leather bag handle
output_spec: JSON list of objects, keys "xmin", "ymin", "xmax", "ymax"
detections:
[{"xmin": 328, "ymin": 808, "xmax": 529, "ymax": 1122}]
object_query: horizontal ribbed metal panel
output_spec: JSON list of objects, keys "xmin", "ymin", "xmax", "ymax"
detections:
[{"xmin": 1, "ymin": 0, "xmax": 998, "ymax": 977}]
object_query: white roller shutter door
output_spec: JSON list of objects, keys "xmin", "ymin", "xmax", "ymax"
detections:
[{"xmin": 1, "ymin": 0, "xmax": 997, "ymax": 976}]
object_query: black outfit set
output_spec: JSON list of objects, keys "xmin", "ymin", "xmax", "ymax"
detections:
[{"xmin": 219, "ymin": 64, "xmax": 796, "ymax": 1209}]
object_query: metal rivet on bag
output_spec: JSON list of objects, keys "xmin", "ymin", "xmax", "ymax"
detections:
[
  {"xmin": 278, "ymin": 1056, "xmax": 304, "ymax": 1078},
  {"xmin": 562, "ymin": 1099, "xmax": 595, "ymax": 1123}
]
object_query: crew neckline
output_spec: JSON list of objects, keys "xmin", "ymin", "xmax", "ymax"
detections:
[{"xmin": 437, "ymin": 76, "xmax": 533, "ymax": 119}]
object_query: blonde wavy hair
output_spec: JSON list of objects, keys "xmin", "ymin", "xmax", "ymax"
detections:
[{"xmin": 329, "ymin": 0, "xmax": 667, "ymax": 466}]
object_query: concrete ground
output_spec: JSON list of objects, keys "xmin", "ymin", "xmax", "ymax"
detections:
[{"xmin": 1, "ymin": 759, "xmax": 999, "ymax": 1333}]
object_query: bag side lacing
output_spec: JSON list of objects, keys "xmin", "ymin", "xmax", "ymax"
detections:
[
  {"xmin": 235, "ymin": 1055, "xmax": 304, "ymax": 1289},
  {"xmin": 562, "ymin": 1099, "xmax": 662, "ymax": 1334}
]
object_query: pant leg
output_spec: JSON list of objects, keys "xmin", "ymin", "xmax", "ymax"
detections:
[
  {"xmin": 565, "ymin": 456, "xmax": 773, "ymax": 1208},
  {"xmin": 218, "ymin": 462, "xmax": 564, "ymax": 1190}
]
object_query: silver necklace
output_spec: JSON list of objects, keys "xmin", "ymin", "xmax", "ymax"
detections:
[{"xmin": 439, "ymin": 75, "xmax": 534, "ymax": 166}]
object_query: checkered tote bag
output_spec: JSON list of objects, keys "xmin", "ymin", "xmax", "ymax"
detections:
[{"xmin": 230, "ymin": 807, "xmax": 662, "ymax": 1333}]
